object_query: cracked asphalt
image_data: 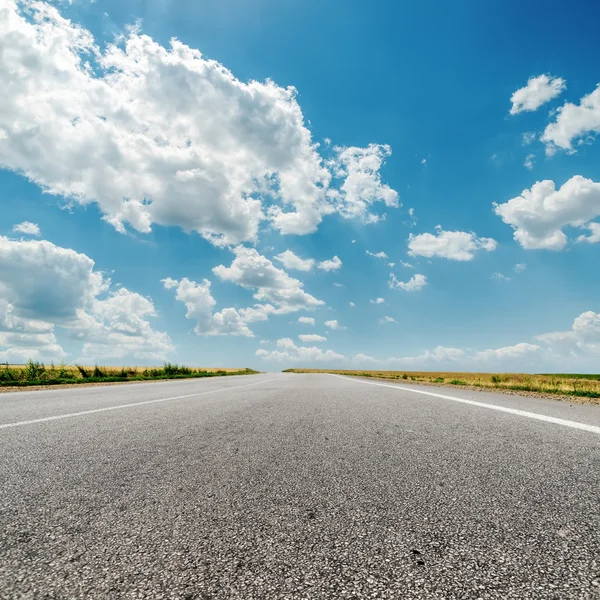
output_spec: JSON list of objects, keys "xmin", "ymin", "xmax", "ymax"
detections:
[{"xmin": 1, "ymin": 373, "xmax": 599, "ymax": 599}]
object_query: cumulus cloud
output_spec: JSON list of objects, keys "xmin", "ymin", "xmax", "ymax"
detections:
[
  {"xmin": 366, "ymin": 250, "xmax": 388, "ymax": 259},
  {"xmin": 213, "ymin": 247, "xmax": 323, "ymax": 319},
  {"xmin": 380, "ymin": 316, "xmax": 395, "ymax": 323},
  {"xmin": 493, "ymin": 176, "xmax": 600, "ymax": 250},
  {"xmin": 370, "ymin": 297, "xmax": 384, "ymax": 304},
  {"xmin": 256, "ymin": 337, "xmax": 344, "ymax": 363},
  {"xmin": 381, "ymin": 343, "xmax": 540, "ymax": 369},
  {"xmin": 536, "ymin": 311, "xmax": 600, "ymax": 356},
  {"xmin": 542, "ymin": 84, "xmax": 600, "ymax": 153},
  {"xmin": 408, "ymin": 227, "xmax": 497, "ymax": 261},
  {"xmin": 576, "ymin": 222, "xmax": 600, "ymax": 244},
  {"xmin": 0, "ymin": 1, "xmax": 397, "ymax": 245},
  {"xmin": 389, "ymin": 273, "xmax": 427, "ymax": 292},
  {"xmin": 0, "ymin": 236, "xmax": 172, "ymax": 362},
  {"xmin": 161, "ymin": 277, "xmax": 253, "ymax": 337},
  {"xmin": 274, "ymin": 250, "xmax": 315, "ymax": 271},
  {"xmin": 298, "ymin": 316, "xmax": 315, "ymax": 325},
  {"xmin": 349, "ymin": 302, "xmax": 355, "ymax": 307},
  {"xmin": 509, "ymin": 74, "xmax": 566, "ymax": 115},
  {"xmin": 514, "ymin": 263, "xmax": 527, "ymax": 272},
  {"xmin": 474, "ymin": 343, "xmax": 540, "ymax": 361},
  {"xmin": 492, "ymin": 273, "xmax": 510, "ymax": 282},
  {"xmin": 317, "ymin": 255, "xmax": 342, "ymax": 271},
  {"xmin": 299, "ymin": 334, "xmax": 326, "ymax": 343},
  {"xmin": 324, "ymin": 319, "xmax": 344, "ymax": 330},
  {"xmin": 327, "ymin": 144, "xmax": 399, "ymax": 223},
  {"xmin": 274, "ymin": 250, "xmax": 342, "ymax": 272},
  {"xmin": 12, "ymin": 221, "xmax": 40, "ymax": 236}
]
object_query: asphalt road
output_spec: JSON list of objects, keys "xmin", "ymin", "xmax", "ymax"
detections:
[{"xmin": 1, "ymin": 373, "xmax": 599, "ymax": 599}]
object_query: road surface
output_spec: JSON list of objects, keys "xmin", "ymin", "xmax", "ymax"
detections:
[{"xmin": 1, "ymin": 373, "xmax": 599, "ymax": 599}]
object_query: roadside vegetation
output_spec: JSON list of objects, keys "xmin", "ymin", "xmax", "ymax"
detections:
[
  {"xmin": 283, "ymin": 369, "xmax": 600, "ymax": 401},
  {"xmin": 0, "ymin": 362, "xmax": 258, "ymax": 388}
]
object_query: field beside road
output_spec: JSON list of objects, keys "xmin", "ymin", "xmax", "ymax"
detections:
[
  {"xmin": 284, "ymin": 369, "xmax": 600, "ymax": 403},
  {"xmin": 0, "ymin": 362, "xmax": 257, "ymax": 390}
]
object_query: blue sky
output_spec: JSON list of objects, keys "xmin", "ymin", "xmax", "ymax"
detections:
[{"xmin": 2, "ymin": 0, "xmax": 600, "ymax": 371}]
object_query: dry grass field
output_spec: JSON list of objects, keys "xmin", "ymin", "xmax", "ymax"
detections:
[
  {"xmin": 0, "ymin": 362, "xmax": 257, "ymax": 388},
  {"xmin": 284, "ymin": 369, "xmax": 600, "ymax": 402}
]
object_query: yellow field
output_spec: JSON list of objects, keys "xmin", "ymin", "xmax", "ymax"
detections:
[
  {"xmin": 284, "ymin": 369, "xmax": 600, "ymax": 402},
  {"xmin": 0, "ymin": 363, "xmax": 257, "ymax": 388},
  {"xmin": 5, "ymin": 365, "xmax": 244, "ymax": 374}
]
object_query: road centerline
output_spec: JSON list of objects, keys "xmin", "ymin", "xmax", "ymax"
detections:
[
  {"xmin": 0, "ymin": 377, "xmax": 276, "ymax": 430},
  {"xmin": 332, "ymin": 374, "xmax": 600, "ymax": 435}
]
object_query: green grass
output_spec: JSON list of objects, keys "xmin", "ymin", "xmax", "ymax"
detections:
[{"xmin": 0, "ymin": 361, "xmax": 258, "ymax": 388}]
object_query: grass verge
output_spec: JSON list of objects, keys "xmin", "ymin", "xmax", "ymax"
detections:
[
  {"xmin": 283, "ymin": 369, "xmax": 600, "ymax": 403},
  {"xmin": 0, "ymin": 361, "xmax": 258, "ymax": 388}
]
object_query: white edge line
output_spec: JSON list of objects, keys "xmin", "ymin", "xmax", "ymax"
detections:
[
  {"xmin": 0, "ymin": 377, "xmax": 276, "ymax": 430},
  {"xmin": 331, "ymin": 374, "xmax": 600, "ymax": 435}
]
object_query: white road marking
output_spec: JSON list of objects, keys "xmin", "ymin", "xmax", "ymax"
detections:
[
  {"xmin": 0, "ymin": 377, "xmax": 276, "ymax": 430},
  {"xmin": 332, "ymin": 374, "xmax": 600, "ymax": 435}
]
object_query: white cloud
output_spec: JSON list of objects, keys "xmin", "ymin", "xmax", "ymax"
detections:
[
  {"xmin": 408, "ymin": 227, "xmax": 497, "ymax": 261},
  {"xmin": 536, "ymin": 311, "xmax": 600, "ymax": 347},
  {"xmin": 327, "ymin": 144, "xmax": 400, "ymax": 223},
  {"xmin": 299, "ymin": 334, "xmax": 326, "ymax": 343},
  {"xmin": 75, "ymin": 288, "xmax": 174, "ymax": 362},
  {"xmin": 162, "ymin": 277, "xmax": 253, "ymax": 337},
  {"xmin": 576, "ymin": 222, "xmax": 600, "ymax": 244},
  {"xmin": 522, "ymin": 132, "xmax": 537, "ymax": 145},
  {"xmin": 370, "ymin": 297, "xmax": 384, "ymax": 304},
  {"xmin": 421, "ymin": 158, "xmax": 427, "ymax": 165},
  {"xmin": 0, "ymin": 236, "xmax": 172, "ymax": 362},
  {"xmin": 524, "ymin": 154, "xmax": 535, "ymax": 170},
  {"xmin": 542, "ymin": 84, "xmax": 600, "ymax": 153},
  {"xmin": 475, "ymin": 342, "xmax": 540, "ymax": 361},
  {"xmin": 349, "ymin": 302, "xmax": 355, "ymax": 307},
  {"xmin": 0, "ymin": 1, "xmax": 396, "ymax": 246},
  {"xmin": 274, "ymin": 250, "xmax": 342, "ymax": 272},
  {"xmin": 380, "ymin": 316, "xmax": 395, "ymax": 323},
  {"xmin": 388, "ymin": 345, "xmax": 466, "ymax": 366},
  {"xmin": 514, "ymin": 263, "xmax": 527, "ymax": 272},
  {"xmin": 509, "ymin": 74, "xmax": 566, "ymax": 115},
  {"xmin": 386, "ymin": 342, "xmax": 540, "ymax": 369},
  {"xmin": 317, "ymin": 255, "xmax": 342, "ymax": 271},
  {"xmin": 492, "ymin": 272, "xmax": 511, "ymax": 282},
  {"xmin": 387, "ymin": 262, "xmax": 395, "ymax": 267},
  {"xmin": 256, "ymin": 337, "xmax": 345, "ymax": 363},
  {"xmin": 493, "ymin": 176, "xmax": 600, "ymax": 250},
  {"xmin": 353, "ymin": 353, "xmax": 376, "ymax": 363},
  {"xmin": 274, "ymin": 250, "xmax": 315, "ymax": 271},
  {"xmin": 12, "ymin": 221, "xmax": 41, "ymax": 236},
  {"xmin": 298, "ymin": 316, "xmax": 315, "ymax": 325},
  {"xmin": 366, "ymin": 250, "xmax": 388, "ymax": 259},
  {"xmin": 213, "ymin": 246, "xmax": 323, "ymax": 314},
  {"xmin": 389, "ymin": 273, "xmax": 427, "ymax": 292},
  {"xmin": 325, "ymin": 319, "xmax": 344, "ymax": 330},
  {"xmin": 400, "ymin": 260, "xmax": 413, "ymax": 268}
]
